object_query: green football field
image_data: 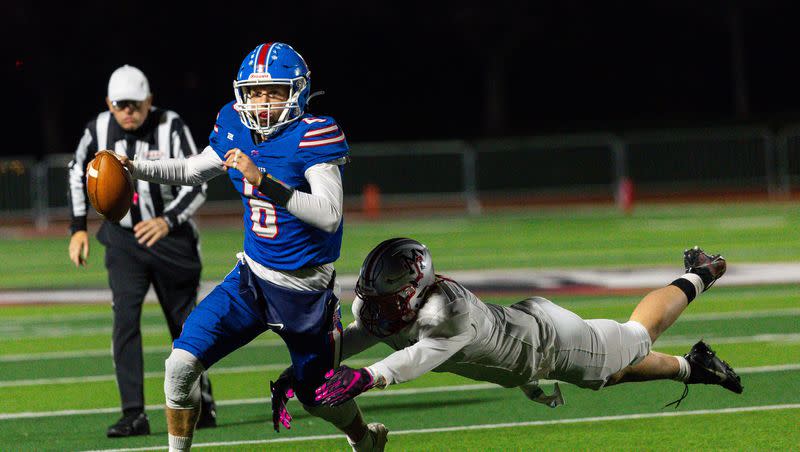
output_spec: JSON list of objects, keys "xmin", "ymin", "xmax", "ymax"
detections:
[
  {"xmin": 1, "ymin": 202, "xmax": 799, "ymax": 289},
  {"xmin": 1, "ymin": 202, "xmax": 799, "ymax": 450}
]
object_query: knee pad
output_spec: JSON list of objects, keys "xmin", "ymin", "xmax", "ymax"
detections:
[
  {"xmin": 303, "ymin": 399, "xmax": 360, "ymax": 429},
  {"xmin": 164, "ymin": 348, "xmax": 204, "ymax": 409}
]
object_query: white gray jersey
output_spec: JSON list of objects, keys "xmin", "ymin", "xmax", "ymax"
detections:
[
  {"xmin": 342, "ymin": 277, "xmax": 651, "ymax": 402},
  {"xmin": 344, "ymin": 278, "xmax": 558, "ymax": 389}
]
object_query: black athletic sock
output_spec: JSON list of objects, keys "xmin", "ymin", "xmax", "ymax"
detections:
[{"xmin": 669, "ymin": 273, "xmax": 704, "ymax": 304}]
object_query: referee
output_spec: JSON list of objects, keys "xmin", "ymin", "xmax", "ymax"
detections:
[{"xmin": 67, "ymin": 65, "xmax": 216, "ymax": 438}]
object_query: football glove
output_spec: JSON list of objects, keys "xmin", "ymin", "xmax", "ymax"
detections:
[
  {"xmin": 270, "ymin": 367, "xmax": 294, "ymax": 432},
  {"xmin": 315, "ymin": 366, "xmax": 375, "ymax": 406}
]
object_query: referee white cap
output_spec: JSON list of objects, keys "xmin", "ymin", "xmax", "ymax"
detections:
[{"xmin": 108, "ymin": 65, "xmax": 150, "ymax": 102}]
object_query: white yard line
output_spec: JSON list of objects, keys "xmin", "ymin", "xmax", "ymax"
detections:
[
  {"xmin": 79, "ymin": 403, "xmax": 800, "ymax": 452},
  {"xmin": 653, "ymin": 332, "xmax": 800, "ymax": 347},
  {"xmin": 3, "ymin": 333, "xmax": 800, "ymax": 387},
  {"xmin": 0, "ymin": 338, "xmax": 285, "ymax": 363},
  {"xmin": 3, "ymin": 262, "xmax": 800, "ymax": 305},
  {"xmin": 0, "ymin": 325, "xmax": 167, "ymax": 341},
  {"xmin": 4, "ymin": 307, "xmax": 798, "ymax": 360},
  {"xmin": 661, "ymin": 307, "xmax": 800, "ymax": 322},
  {"xmin": 0, "ymin": 358, "xmax": 372, "ymax": 388},
  {"xmin": 0, "ymin": 382, "xmax": 496, "ymax": 420},
  {"xmin": 1, "ymin": 363, "xmax": 798, "ymax": 421},
  {"xmin": 4, "ymin": 311, "xmax": 164, "ymax": 325}
]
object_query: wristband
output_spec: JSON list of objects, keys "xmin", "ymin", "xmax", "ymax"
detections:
[{"xmin": 257, "ymin": 173, "xmax": 294, "ymax": 206}]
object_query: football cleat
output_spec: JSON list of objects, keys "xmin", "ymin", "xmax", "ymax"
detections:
[
  {"xmin": 685, "ymin": 340, "xmax": 743, "ymax": 394},
  {"xmin": 349, "ymin": 423, "xmax": 389, "ymax": 452},
  {"xmin": 684, "ymin": 246, "xmax": 726, "ymax": 290},
  {"xmin": 196, "ymin": 402, "xmax": 217, "ymax": 429},
  {"xmin": 666, "ymin": 340, "xmax": 743, "ymax": 408},
  {"xmin": 106, "ymin": 412, "xmax": 150, "ymax": 438}
]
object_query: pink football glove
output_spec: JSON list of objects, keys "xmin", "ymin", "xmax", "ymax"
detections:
[
  {"xmin": 270, "ymin": 369, "xmax": 294, "ymax": 432},
  {"xmin": 315, "ymin": 366, "xmax": 375, "ymax": 406}
]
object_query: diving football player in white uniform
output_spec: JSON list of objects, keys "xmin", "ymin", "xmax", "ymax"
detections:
[{"xmin": 310, "ymin": 238, "xmax": 742, "ymax": 412}]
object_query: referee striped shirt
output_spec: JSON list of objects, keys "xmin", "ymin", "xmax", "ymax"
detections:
[{"xmin": 68, "ymin": 107, "xmax": 207, "ymax": 234}]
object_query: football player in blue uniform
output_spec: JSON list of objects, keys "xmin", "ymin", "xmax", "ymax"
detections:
[{"xmin": 117, "ymin": 42, "xmax": 387, "ymax": 452}]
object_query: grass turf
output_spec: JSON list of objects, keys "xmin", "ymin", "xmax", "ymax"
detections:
[
  {"xmin": 251, "ymin": 409, "xmax": 800, "ymax": 452},
  {"xmin": 2, "ymin": 372, "xmax": 798, "ymax": 451},
  {"xmin": 1, "ymin": 203, "xmax": 798, "ymax": 450},
  {"xmin": 1, "ymin": 202, "xmax": 799, "ymax": 289}
]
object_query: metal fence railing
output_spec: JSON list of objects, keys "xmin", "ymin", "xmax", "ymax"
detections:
[{"xmin": 2, "ymin": 125, "xmax": 797, "ymax": 230}]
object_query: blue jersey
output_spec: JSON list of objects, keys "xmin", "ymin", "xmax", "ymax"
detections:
[{"xmin": 209, "ymin": 101, "xmax": 349, "ymax": 270}]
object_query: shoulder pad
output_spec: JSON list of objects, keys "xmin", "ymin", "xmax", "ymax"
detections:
[
  {"xmin": 294, "ymin": 115, "xmax": 348, "ymax": 170},
  {"xmin": 216, "ymin": 101, "xmax": 239, "ymax": 125},
  {"xmin": 298, "ymin": 116, "xmax": 344, "ymax": 147},
  {"xmin": 416, "ymin": 291, "xmax": 469, "ymax": 334}
]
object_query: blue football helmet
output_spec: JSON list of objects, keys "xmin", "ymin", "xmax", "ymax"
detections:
[{"xmin": 233, "ymin": 42, "xmax": 311, "ymax": 137}]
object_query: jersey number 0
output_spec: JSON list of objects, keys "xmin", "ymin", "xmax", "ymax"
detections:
[{"xmin": 243, "ymin": 181, "xmax": 278, "ymax": 238}]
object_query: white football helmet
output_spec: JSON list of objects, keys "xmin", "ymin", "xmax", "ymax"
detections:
[{"xmin": 355, "ymin": 238, "xmax": 436, "ymax": 337}]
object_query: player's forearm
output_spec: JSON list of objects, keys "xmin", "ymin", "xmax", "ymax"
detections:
[
  {"xmin": 284, "ymin": 163, "xmax": 343, "ymax": 233},
  {"xmin": 366, "ymin": 334, "xmax": 471, "ymax": 387},
  {"xmin": 286, "ymin": 191, "xmax": 342, "ymax": 233},
  {"xmin": 131, "ymin": 147, "xmax": 224, "ymax": 185}
]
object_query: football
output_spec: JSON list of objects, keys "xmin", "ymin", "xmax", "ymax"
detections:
[{"xmin": 86, "ymin": 150, "xmax": 134, "ymax": 222}]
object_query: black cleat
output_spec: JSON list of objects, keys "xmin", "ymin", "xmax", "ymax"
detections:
[
  {"xmin": 196, "ymin": 402, "xmax": 217, "ymax": 429},
  {"xmin": 684, "ymin": 246, "xmax": 726, "ymax": 290},
  {"xmin": 106, "ymin": 412, "xmax": 150, "ymax": 438},
  {"xmin": 665, "ymin": 340, "xmax": 742, "ymax": 408},
  {"xmin": 685, "ymin": 340, "xmax": 743, "ymax": 394}
]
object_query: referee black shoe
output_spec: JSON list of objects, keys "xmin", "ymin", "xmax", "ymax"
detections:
[
  {"xmin": 106, "ymin": 412, "xmax": 150, "ymax": 437},
  {"xmin": 684, "ymin": 246, "xmax": 726, "ymax": 290},
  {"xmin": 685, "ymin": 340, "xmax": 743, "ymax": 394}
]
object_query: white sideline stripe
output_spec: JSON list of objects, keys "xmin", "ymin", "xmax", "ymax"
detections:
[
  {"xmin": 80, "ymin": 403, "xmax": 800, "ymax": 452},
  {"xmin": 4, "ymin": 341, "xmax": 800, "ymax": 388},
  {"xmin": 4, "ymin": 262, "xmax": 800, "ymax": 305},
  {"xmin": 654, "ymin": 333, "xmax": 800, "ymax": 347},
  {"xmin": 5, "ymin": 331, "xmax": 794, "ymax": 363},
  {"xmin": 737, "ymin": 363, "xmax": 800, "ymax": 373},
  {"xmin": 0, "ymin": 383, "xmax": 497, "ymax": 420},
  {"xmin": 0, "ymin": 338, "xmax": 286, "ymax": 363},
  {"xmin": 4, "ymin": 308, "xmax": 799, "ymax": 359},
  {"xmin": 665, "ymin": 308, "xmax": 800, "ymax": 322},
  {"xmin": 0, "ymin": 325, "xmax": 167, "ymax": 341},
  {"xmin": 0, "ymin": 358, "xmax": 372, "ymax": 388},
  {"xmin": 5, "ymin": 310, "xmax": 164, "ymax": 325},
  {"xmin": 1, "ymin": 364, "xmax": 798, "ymax": 421}
]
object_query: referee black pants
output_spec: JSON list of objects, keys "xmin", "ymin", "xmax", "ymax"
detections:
[{"xmin": 104, "ymin": 235, "xmax": 214, "ymax": 415}]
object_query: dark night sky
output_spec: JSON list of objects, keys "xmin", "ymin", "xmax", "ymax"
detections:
[{"xmin": 7, "ymin": 1, "xmax": 800, "ymax": 158}]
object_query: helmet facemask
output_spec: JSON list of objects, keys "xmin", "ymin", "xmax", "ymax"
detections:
[
  {"xmin": 356, "ymin": 283, "xmax": 420, "ymax": 337},
  {"xmin": 233, "ymin": 76, "xmax": 308, "ymax": 137}
]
